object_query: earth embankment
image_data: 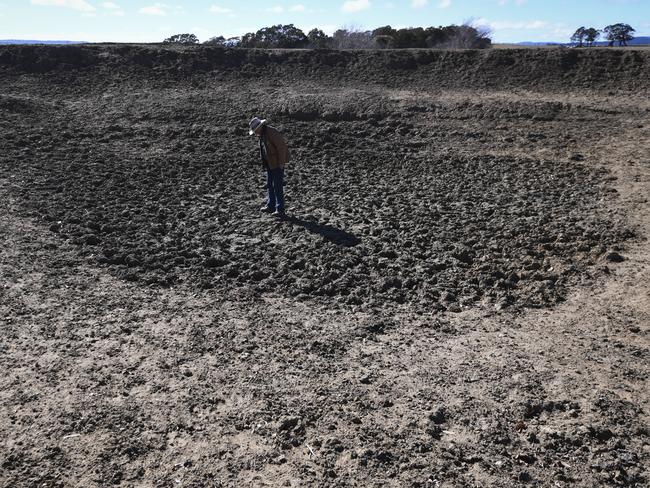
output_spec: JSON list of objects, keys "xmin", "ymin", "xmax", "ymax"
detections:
[{"xmin": 1, "ymin": 44, "xmax": 649, "ymax": 91}]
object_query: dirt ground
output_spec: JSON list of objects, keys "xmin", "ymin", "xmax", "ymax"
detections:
[{"xmin": 0, "ymin": 46, "xmax": 649, "ymax": 487}]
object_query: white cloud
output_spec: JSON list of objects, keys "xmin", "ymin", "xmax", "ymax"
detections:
[
  {"xmin": 266, "ymin": 5, "xmax": 284, "ymax": 13},
  {"xmin": 101, "ymin": 1, "xmax": 123, "ymax": 15},
  {"xmin": 342, "ymin": 0, "xmax": 371, "ymax": 13},
  {"xmin": 412, "ymin": 0, "xmax": 427, "ymax": 7},
  {"xmin": 209, "ymin": 5, "xmax": 233, "ymax": 14},
  {"xmin": 290, "ymin": 4, "xmax": 306, "ymax": 12},
  {"xmin": 31, "ymin": 0, "xmax": 96, "ymax": 12},
  {"xmin": 476, "ymin": 17, "xmax": 549, "ymax": 30},
  {"xmin": 138, "ymin": 3, "xmax": 184, "ymax": 16},
  {"xmin": 139, "ymin": 5, "xmax": 165, "ymax": 15},
  {"xmin": 438, "ymin": 0, "xmax": 451, "ymax": 8}
]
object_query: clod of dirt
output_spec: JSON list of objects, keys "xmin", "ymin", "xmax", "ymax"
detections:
[{"xmin": 606, "ymin": 251, "xmax": 625, "ymax": 262}]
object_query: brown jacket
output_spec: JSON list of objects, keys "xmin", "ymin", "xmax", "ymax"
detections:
[{"xmin": 261, "ymin": 125, "xmax": 290, "ymax": 170}]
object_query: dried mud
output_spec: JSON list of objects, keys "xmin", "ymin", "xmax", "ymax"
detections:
[{"xmin": 1, "ymin": 46, "xmax": 649, "ymax": 487}]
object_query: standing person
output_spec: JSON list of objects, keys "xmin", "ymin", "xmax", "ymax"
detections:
[{"xmin": 249, "ymin": 117, "xmax": 290, "ymax": 218}]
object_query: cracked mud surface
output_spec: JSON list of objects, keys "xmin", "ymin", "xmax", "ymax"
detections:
[{"xmin": 1, "ymin": 46, "xmax": 649, "ymax": 487}]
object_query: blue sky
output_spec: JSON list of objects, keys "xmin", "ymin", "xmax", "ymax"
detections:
[{"xmin": 1, "ymin": 0, "xmax": 648, "ymax": 43}]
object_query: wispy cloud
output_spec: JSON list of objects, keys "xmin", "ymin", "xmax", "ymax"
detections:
[
  {"xmin": 412, "ymin": 0, "xmax": 428, "ymax": 7},
  {"xmin": 139, "ymin": 3, "xmax": 183, "ymax": 16},
  {"xmin": 31, "ymin": 0, "xmax": 96, "ymax": 12},
  {"xmin": 101, "ymin": 2, "xmax": 124, "ymax": 15},
  {"xmin": 439, "ymin": 0, "xmax": 451, "ymax": 8},
  {"xmin": 342, "ymin": 0, "xmax": 371, "ymax": 13},
  {"xmin": 290, "ymin": 4, "xmax": 306, "ymax": 12},
  {"xmin": 479, "ymin": 19, "xmax": 549, "ymax": 30},
  {"xmin": 209, "ymin": 5, "xmax": 233, "ymax": 14},
  {"xmin": 139, "ymin": 5, "xmax": 165, "ymax": 15},
  {"xmin": 498, "ymin": 0, "xmax": 527, "ymax": 5}
]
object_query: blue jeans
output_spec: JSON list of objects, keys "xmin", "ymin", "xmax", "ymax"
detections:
[{"xmin": 266, "ymin": 168, "xmax": 285, "ymax": 211}]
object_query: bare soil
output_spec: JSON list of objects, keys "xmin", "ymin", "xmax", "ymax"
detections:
[{"xmin": 0, "ymin": 46, "xmax": 649, "ymax": 487}]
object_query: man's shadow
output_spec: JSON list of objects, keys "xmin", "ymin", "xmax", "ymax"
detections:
[{"xmin": 284, "ymin": 215, "xmax": 361, "ymax": 248}]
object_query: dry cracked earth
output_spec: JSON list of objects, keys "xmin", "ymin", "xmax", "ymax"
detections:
[{"xmin": 0, "ymin": 46, "xmax": 649, "ymax": 487}]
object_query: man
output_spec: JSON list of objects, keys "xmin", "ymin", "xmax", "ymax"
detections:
[{"xmin": 249, "ymin": 117, "xmax": 290, "ymax": 218}]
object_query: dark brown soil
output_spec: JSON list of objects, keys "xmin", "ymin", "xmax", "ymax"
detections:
[{"xmin": 1, "ymin": 45, "xmax": 649, "ymax": 487}]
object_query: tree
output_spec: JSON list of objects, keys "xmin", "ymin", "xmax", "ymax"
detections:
[
  {"xmin": 374, "ymin": 35, "xmax": 394, "ymax": 49},
  {"xmin": 393, "ymin": 27, "xmax": 425, "ymax": 48},
  {"xmin": 203, "ymin": 36, "xmax": 241, "ymax": 47},
  {"xmin": 163, "ymin": 33, "xmax": 199, "ymax": 45},
  {"xmin": 368, "ymin": 22, "xmax": 492, "ymax": 49},
  {"xmin": 307, "ymin": 28, "xmax": 331, "ymax": 49},
  {"xmin": 603, "ymin": 23, "xmax": 635, "ymax": 46},
  {"xmin": 224, "ymin": 37, "xmax": 242, "ymax": 47},
  {"xmin": 435, "ymin": 23, "xmax": 492, "ymax": 49},
  {"xmin": 203, "ymin": 36, "xmax": 226, "ymax": 46},
  {"xmin": 584, "ymin": 28, "xmax": 601, "ymax": 47},
  {"xmin": 372, "ymin": 25, "xmax": 396, "ymax": 38},
  {"xmin": 199, "ymin": 22, "xmax": 493, "ymax": 51},
  {"xmin": 571, "ymin": 26, "xmax": 587, "ymax": 47},
  {"xmin": 240, "ymin": 24, "xmax": 309, "ymax": 48}
]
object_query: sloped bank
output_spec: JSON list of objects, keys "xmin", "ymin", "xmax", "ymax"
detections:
[{"xmin": 1, "ymin": 44, "xmax": 649, "ymax": 91}]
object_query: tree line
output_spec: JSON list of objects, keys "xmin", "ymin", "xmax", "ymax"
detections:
[
  {"xmin": 163, "ymin": 23, "xmax": 492, "ymax": 50},
  {"xmin": 571, "ymin": 23, "xmax": 635, "ymax": 47}
]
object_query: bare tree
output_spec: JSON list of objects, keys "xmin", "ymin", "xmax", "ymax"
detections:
[
  {"xmin": 437, "ymin": 21, "xmax": 492, "ymax": 49},
  {"xmin": 331, "ymin": 24, "xmax": 374, "ymax": 49}
]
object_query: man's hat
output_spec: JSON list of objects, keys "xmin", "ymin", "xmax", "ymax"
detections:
[{"xmin": 249, "ymin": 117, "xmax": 267, "ymax": 135}]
